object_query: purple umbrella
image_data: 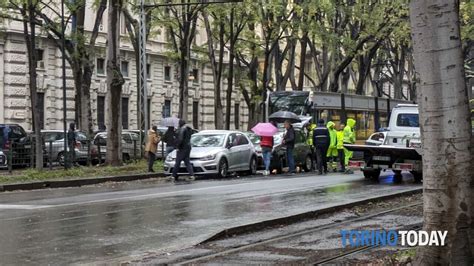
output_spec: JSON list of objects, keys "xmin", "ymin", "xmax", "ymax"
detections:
[{"xmin": 251, "ymin": 123, "xmax": 278, "ymax": 137}]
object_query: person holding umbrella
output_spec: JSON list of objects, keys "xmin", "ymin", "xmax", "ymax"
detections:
[
  {"xmin": 162, "ymin": 126, "xmax": 177, "ymax": 156},
  {"xmin": 251, "ymin": 121, "xmax": 278, "ymax": 176}
]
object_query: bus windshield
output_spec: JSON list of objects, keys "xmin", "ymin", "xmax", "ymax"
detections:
[{"xmin": 269, "ymin": 91, "xmax": 309, "ymax": 115}]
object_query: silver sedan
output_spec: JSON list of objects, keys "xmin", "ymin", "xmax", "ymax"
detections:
[{"xmin": 164, "ymin": 130, "xmax": 257, "ymax": 178}]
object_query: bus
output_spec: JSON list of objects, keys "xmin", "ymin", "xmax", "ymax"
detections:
[{"xmin": 266, "ymin": 90, "xmax": 413, "ymax": 141}]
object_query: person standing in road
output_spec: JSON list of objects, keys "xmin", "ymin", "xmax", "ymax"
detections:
[
  {"xmin": 260, "ymin": 134, "xmax": 274, "ymax": 176},
  {"xmin": 326, "ymin": 121, "xmax": 338, "ymax": 172},
  {"xmin": 145, "ymin": 126, "xmax": 160, "ymax": 172},
  {"xmin": 171, "ymin": 119, "xmax": 195, "ymax": 181},
  {"xmin": 305, "ymin": 122, "xmax": 317, "ymax": 170},
  {"xmin": 163, "ymin": 126, "xmax": 177, "ymax": 156},
  {"xmin": 343, "ymin": 118, "xmax": 357, "ymax": 174},
  {"xmin": 282, "ymin": 120, "xmax": 296, "ymax": 174},
  {"xmin": 336, "ymin": 123, "xmax": 346, "ymax": 172},
  {"xmin": 313, "ymin": 119, "xmax": 330, "ymax": 174},
  {"xmin": 67, "ymin": 122, "xmax": 76, "ymax": 167}
]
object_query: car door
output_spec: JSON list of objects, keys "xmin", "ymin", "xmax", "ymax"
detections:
[
  {"xmin": 235, "ymin": 133, "xmax": 252, "ymax": 170},
  {"xmin": 225, "ymin": 133, "xmax": 239, "ymax": 171}
]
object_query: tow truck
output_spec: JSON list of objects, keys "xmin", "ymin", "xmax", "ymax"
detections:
[{"xmin": 344, "ymin": 104, "xmax": 423, "ymax": 183}]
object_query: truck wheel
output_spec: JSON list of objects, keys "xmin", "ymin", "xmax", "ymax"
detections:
[
  {"xmin": 393, "ymin": 170, "xmax": 403, "ymax": 183},
  {"xmin": 363, "ymin": 169, "xmax": 381, "ymax": 180},
  {"xmin": 411, "ymin": 171, "xmax": 423, "ymax": 183},
  {"xmin": 303, "ymin": 155, "xmax": 313, "ymax": 172}
]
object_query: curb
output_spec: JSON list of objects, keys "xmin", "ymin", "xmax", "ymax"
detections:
[
  {"xmin": 0, "ymin": 172, "xmax": 167, "ymax": 192},
  {"xmin": 202, "ymin": 187, "xmax": 423, "ymax": 243}
]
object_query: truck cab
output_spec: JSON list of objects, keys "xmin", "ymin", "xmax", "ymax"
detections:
[{"xmin": 384, "ymin": 104, "xmax": 421, "ymax": 148}]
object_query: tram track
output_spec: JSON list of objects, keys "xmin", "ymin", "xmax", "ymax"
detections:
[{"xmin": 176, "ymin": 202, "xmax": 423, "ymax": 265}]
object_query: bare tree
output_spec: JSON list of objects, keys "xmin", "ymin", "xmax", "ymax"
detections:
[
  {"xmin": 410, "ymin": 0, "xmax": 473, "ymax": 264},
  {"xmin": 105, "ymin": 0, "xmax": 125, "ymax": 166}
]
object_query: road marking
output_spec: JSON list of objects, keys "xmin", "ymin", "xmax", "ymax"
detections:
[{"xmin": 0, "ymin": 204, "xmax": 51, "ymax": 210}]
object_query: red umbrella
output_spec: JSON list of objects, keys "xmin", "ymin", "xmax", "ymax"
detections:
[{"xmin": 251, "ymin": 123, "xmax": 278, "ymax": 137}]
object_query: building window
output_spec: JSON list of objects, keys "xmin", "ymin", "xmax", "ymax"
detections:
[
  {"xmin": 37, "ymin": 92, "xmax": 45, "ymax": 130},
  {"xmin": 192, "ymin": 68, "xmax": 199, "ymax": 83},
  {"xmin": 162, "ymin": 100, "xmax": 171, "ymax": 118},
  {"xmin": 121, "ymin": 61, "xmax": 129, "ymax": 77},
  {"xmin": 96, "ymin": 58, "xmax": 105, "ymax": 75},
  {"xmin": 36, "ymin": 49, "xmax": 44, "ymax": 69},
  {"xmin": 122, "ymin": 97, "xmax": 129, "ymax": 129},
  {"xmin": 146, "ymin": 63, "xmax": 151, "ymax": 79},
  {"xmin": 193, "ymin": 101, "xmax": 199, "ymax": 129},
  {"xmin": 234, "ymin": 103, "xmax": 240, "ymax": 129},
  {"xmin": 164, "ymin": 66, "xmax": 171, "ymax": 81},
  {"xmin": 97, "ymin": 96, "xmax": 105, "ymax": 131}
]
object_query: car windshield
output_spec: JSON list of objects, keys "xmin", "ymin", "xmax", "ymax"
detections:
[
  {"xmin": 246, "ymin": 133, "xmax": 260, "ymax": 145},
  {"xmin": 191, "ymin": 134, "xmax": 225, "ymax": 147}
]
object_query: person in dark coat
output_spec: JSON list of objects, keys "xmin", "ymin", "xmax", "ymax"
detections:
[
  {"xmin": 283, "ymin": 120, "xmax": 296, "ymax": 174},
  {"xmin": 162, "ymin": 126, "xmax": 177, "ymax": 156},
  {"xmin": 171, "ymin": 120, "xmax": 195, "ymax": 181},
  {"xmin": 313, "ymin": 119, "xmax": 330, "ymax": 174},
  {"xmin": 67, "ymin": 123, "xmax": 76, "ymax": 167}
]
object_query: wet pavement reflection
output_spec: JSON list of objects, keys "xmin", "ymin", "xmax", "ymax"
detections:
[{"xmin": 0, "ymin": 171, "xmax": 420, "ymax": 264}]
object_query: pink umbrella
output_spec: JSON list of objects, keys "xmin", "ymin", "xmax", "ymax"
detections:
[{"xmin": 251, "ymin": 123, "xmax": 278, "ymax": 137}]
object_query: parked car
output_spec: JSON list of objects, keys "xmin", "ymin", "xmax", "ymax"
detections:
[
  {"xmin": 156, "ymin": 127, "xmax": 199, "ymax": 159},
  {"xmin": 164, "ymin": 130, "xmax": 257, "ymax": 177},
  {"xmin": 270, "ymin": 128, "xmax": 313, "ymax": 174},
  {"xmin": 41, "ymin": 130, "xmax": 90, "ymax": 165},
  {"xmin": 243, "ymin": 132, "xmax": 264, "ymax": 169},
  {"xmin": 0, "ymin": 124, "xmax": 33, "ymax": 168},
  {"xmin": 365, "ymin": 132, "xmax": 387, "ymax": 146},
  {"xmin": 92, "ymin": 131, "xmax": 142, "ymax": 162}
]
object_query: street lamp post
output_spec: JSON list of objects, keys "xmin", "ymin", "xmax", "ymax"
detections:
[{"xmin": 61, "ymin": 0, "xmax": 68, "ymax": 169}]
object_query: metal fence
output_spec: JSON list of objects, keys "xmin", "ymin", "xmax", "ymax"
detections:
[{"xmin": 0, "ymin": 137, "xmax": 163, "ymax": 173}]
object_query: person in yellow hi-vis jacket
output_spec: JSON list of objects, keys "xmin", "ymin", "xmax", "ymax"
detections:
[
  {"xmin": 336, "ymin": 123, "xmax": 346, "ymax": 172},
  {"xmin": 305, "ymin": 122, "xmax": 317, "ymax": 170},
  {"xmin": 326, "ymin": 121, "xmax": 338, "ymax": 172},
  {"xmin": 343, "ymin": 118, "xmax": 356, "ymax": 173}
]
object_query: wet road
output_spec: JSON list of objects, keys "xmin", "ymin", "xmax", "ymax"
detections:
[{"xmin": 0, "ymin": 171, "xmax": 420, "ymax": 264}]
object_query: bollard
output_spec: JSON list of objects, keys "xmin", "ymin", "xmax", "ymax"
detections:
[
  {"xmin": 133, "ymin": 139, "xmax": 137, "ymax": 162},
  {"xmin": 161, "ymin": 141, "xmax": 164, "ymax": 161},
  {"xmin": 8, "ymin": 144, "xmax": 12, "ymax": 174},
  {"xmin": 49, "ymin": 140, "xmax": 53, "ymax": 170},
  {"xmin": 87, "ymin": 140, "xmax": 91, "ymax": 166}
]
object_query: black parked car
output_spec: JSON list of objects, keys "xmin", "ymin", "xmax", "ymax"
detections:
[
  {"xmin": 270, "ymin": 128, "xmax": 313, "ymax": 174},
  {"xmin": 0, "ymin": 124, "xmax": 34, "ymax": 168}
]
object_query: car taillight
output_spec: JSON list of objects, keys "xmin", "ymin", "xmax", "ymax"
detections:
[{"xmin": 75, "ymin": 141, "xmax": 81, "ymax": 149}]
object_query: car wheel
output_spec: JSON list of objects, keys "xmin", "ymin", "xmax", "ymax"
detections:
[
  {"xmin": 303, "ymin": 155, "xmax": 313, "ymax": 172},
  {"xmin": 217, "ymin": 158, "xmax": 228, "ymax": 178},
  {"xmin": 247, "ymin": 156, "xmax": 257, "ymax": 176}
]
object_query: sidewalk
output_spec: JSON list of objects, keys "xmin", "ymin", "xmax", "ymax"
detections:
[{"xmin": 0, "ymin": 160, "xmax": 165, "ymax": 192}]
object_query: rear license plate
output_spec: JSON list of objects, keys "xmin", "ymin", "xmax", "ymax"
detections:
[
  {"xmin": 24, "ymin": 145, "xmax": 31, "ymax": 149},
  {"xmin": 373, "ymin": 156, "xmax": 390, "ymax": 161}
]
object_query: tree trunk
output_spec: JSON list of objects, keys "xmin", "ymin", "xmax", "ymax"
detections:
[
  {"xmin": 178, "ymin": 42, "xmax": 190, "ymax": 120},
  {"xmin": 297, "ymin": 34, "xmax": 308, "ymax": 91},
  {"xmin": 22, "ymin": 1, "xmax": 43, "ymax": 169},
  {"xmin": 410, "ymin": 0, "xmax": 473, "ymax": 264},
  {"xmin": 105, "ymin": 0, "xmax": 124, "ymax": 166},
  {"xmin": 225, "ymin": 8, "xmax": 236, "ymax": 130},
  {"xmin": 203, "ymin": 12, "xmax": 224, "ymax": 130}
]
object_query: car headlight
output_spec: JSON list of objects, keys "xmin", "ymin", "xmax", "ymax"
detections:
[
  {"xmin": 201, "ymin": 154, "xmax": 216, "ymax": 161},
  {"xmin": 166, "ymin": 155, "xmax": 175, "ymax": 162}
]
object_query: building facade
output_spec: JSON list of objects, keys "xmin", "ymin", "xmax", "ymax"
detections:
[{"xmin": 0, "ymin": 8, "xmax": 249, "ymax": 132}]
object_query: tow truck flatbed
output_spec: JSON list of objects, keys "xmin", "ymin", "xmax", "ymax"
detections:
[{"xmin": 343, "ymin": 144, "xmax": 422, "ymax": 161}]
